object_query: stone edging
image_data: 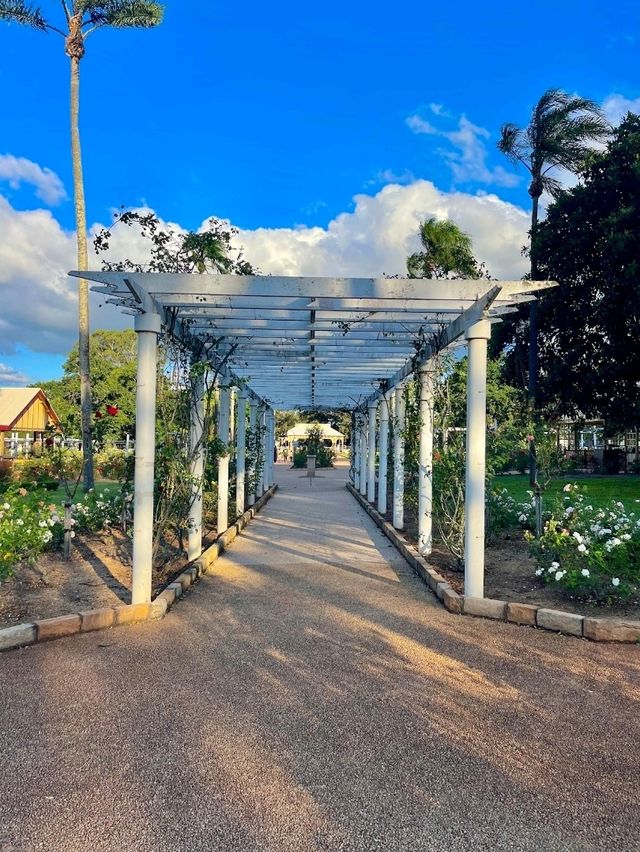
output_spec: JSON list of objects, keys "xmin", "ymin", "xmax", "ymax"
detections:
[
  {"xmin": 346, "ymin": 483, "xmax": 640, "ymax": 644},
  {"xmin": 0, "ymin": 485, "xmax": 279, "ymax": 654}
]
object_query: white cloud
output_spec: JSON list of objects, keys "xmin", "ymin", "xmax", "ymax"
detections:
[
  {"xmin": 602, "ymin": 94, "xmax": 640, "ymax": 126},
  {"xmin": 0, "ymin": 363, "xmax": 30, "ymax": 385},
  {"xmin": 0, "ymin": 177, "xmax": 531, "ymax": 361},
  {"xmin": 0, "ymin": 154, "xmax": 66, "ymax": 205},
  {"xmin": 406, "ymin": 111, "xmax": 520, "ymax": 188},
  {"xmin": 234, "ymin": 179, "xmax": 529, "ymax": 280}
]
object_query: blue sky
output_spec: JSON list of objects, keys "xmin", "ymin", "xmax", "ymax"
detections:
[{"xmin": 0, "ymin": 0, "xmax": 639, "ymax": 383}]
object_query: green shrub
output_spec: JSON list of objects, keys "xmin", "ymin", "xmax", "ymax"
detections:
[
  {"xmin": 0, "ymin": 488, "xmax": 60, "ymax": 579},
  {"xmin": 94, "ymin": 447, "xmax": 130, "ymax": 481}
]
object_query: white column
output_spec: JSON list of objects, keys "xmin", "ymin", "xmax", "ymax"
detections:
[
  {"xmin": 393, "ymin": 384, "xmax": 405, "ymax": 530},
  {"xmin": 248, "ymin": 399, "xmax": 258, "ymax": 507},
  {"xmin": 377, "ymin": 394, "xmax": 390, "ymax": 514},
  {"xmin": 188, "ymin": 368, "xmax": 205, "ymax": 561},
  {"xmin": 265, "ymin": 410, "xmax": 273, "ymax": 489},
  {"xmin": 464, "ymin": 319, "xmax": 491, "ymax": 598},
  {"xmin": 353, "ymin": 416, "xmax": 361, "ymax": 490},
  {"xmin": 367, "ymin": 400, "xmax": 377, "ymax": 503},
  {"xmin": 235, "ymin": 389, "xmax": 248, "ymax": 517},
  {"xmin": 257, "ymin": 406, "xmax": 266, "ymax": 497},
  {"xmin": 217, "ymin": 381, "xmax": 231, "ymax": 535},
  {"xmin": 131, "ymin": 310, "xmax": 161, "ymax": 605},
  {"xmin": 418, "ymin": 366, "xmax": 435, "ymax": 556},
  {"xmin": 359, "ymin": 418, "xmax": 367, "ymax": 496}
]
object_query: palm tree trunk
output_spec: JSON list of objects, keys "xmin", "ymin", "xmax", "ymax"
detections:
[
  {"xmin": 70, "ymin": 55, "xmax": 94, "ymax": 491},
  {"xmin": 529, "ymin": 193, "xmax": 540, "ymax": 532},
  {"xmin": 529, "ymin": 194, "xmax": 540, "ymax": 405}
]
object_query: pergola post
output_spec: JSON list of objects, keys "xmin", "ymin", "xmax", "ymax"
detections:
[
  {"xmin": 187, "ymin": 368, "xmax": 206, "ymax": 561},
  {"xmin": 393, "ymin": 383, "xmax": 405, "ymax": 530},
  {"xmin": 217, "ymin": 380, "xmax": 231, "ymax": 535},
  {"xmin": 248, "ymin": 399, "xmax": 258, "ymax": 507},
  {"xmin": 131, "ymin": 310, "xmax": 161, "ymax": 605},
  {"xmin": 377, "ymin": 393, "xmax": 390, "ymax": 515},
  {"xmin": 367, "ymin": 400, "xmax": 377, "ymax": 503},
  {"xmin": 359, "ymin": 417, "xmax": 367, "ymax": 496},
  {"xmin": 257, "ymin": 406, "xmax": 266, "ymax": 497},
  {"xmin": 235, "ymin": 389, "xmax": 248, "ymax": 518},
  {"xmin": 464, "ymin": 319, "xmax": 492, "ymax": 598},
  {"xmin": 265, "ymin": 410, "xmax": 274, "ymax": 488},
  {"xmin": 418, "ymin": 366, "xmax": 435, "ymax": 557},
  {"xmin": 353, "ymin": 415, "xmax": 361, "ymax": 490}
]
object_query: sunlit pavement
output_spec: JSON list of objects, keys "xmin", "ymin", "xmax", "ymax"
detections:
[{"xmin": 1, "ymin": 463, "xmax": 638, "ymax": 851}]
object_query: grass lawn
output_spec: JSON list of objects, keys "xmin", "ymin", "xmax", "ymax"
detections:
[
  {"xmin": 41, "ymin": 480, "xmax": 119, "ymax": 507},
  {"xmin": 492, "ymin": 474, "xmax": 640, "ymax": 512}
]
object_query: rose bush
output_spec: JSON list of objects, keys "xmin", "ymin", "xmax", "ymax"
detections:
[{"xmin": 526, "ymin": 484, "xmax": 640, "ymax": 601}]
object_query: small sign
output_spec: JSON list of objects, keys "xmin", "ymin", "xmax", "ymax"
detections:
[{"xmin": 306, "ymin": 454, "xmax": 316, "ymax": 477}]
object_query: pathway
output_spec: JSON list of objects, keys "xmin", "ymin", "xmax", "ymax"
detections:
[{"xmin": 1, "ymin": 465, "xmax": 638, "ymax": 851}]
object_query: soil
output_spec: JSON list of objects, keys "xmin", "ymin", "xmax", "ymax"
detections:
[
  {"xmin": 0, "ymin": 529, "xmax": 193, "ymax": 630},
  {"xmin": 400, "ymin": 506, "xmax": 640, "ymax": 620}
]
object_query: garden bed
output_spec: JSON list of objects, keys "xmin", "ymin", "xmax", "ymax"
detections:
[
  {"xmin": 0, "ymin": 527, "xmax": 216, "ymax": 630},
  {"xmin": 426, "ymin": 535, "xmax": 640, "ymax": 621}
]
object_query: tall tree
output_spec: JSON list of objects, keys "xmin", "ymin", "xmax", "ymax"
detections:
[
  {"xmin": 407, "ymin": 217, "xmax": 483, "ymax": 279},
  {"xmin": 497, "ymin": 89, "xmax": 609, "ymax": 527},
  {"xmin": 497, "ymin": 89, "xmax": 609, "ymax": 401},
  {"xmin": 0, "ymin": 1, "xmax": 164, "ymax": 490},
  {"xmin": 533, "ymin": 114, "xmax": 640, "ymax": 431}
]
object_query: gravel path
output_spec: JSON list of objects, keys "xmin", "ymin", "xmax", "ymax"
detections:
[{"xmin": 1, "ymin": 465, "xmax": 638, "ymax": 852}]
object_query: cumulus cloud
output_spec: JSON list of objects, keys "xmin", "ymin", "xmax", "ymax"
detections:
[
  {"xmin": 602, "ymin": 93, "xmax": 640, "ymax": 126},
  {"xmin": 234, "ymin": 180, "xmax": 529, "ymax": 280},
  {"xmin": 406, "ymin": 111, "xmax": 520, "ymax": 188},
  {"xmin": 0, "ymin": 363, "xmax": 30, "ymax": 385},
  {"xmin": 0, "ymin": 154, "xmax": 67, "ymax": 205},
  {"xmin": 0, "ymin": 177, "xmax": 530, "ymax": 360}
]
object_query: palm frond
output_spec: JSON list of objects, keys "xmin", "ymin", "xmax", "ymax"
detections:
[
  {"xmin": 0, "ymin": 0, "xmax": 48, "ymax": 29},
  {"xmin": 82, "ymin": 1, "xmax": 163, "ymax": 28},
  {"xmin": 497, "ymin": 122, "xmax": 529, "ymax": 168}
]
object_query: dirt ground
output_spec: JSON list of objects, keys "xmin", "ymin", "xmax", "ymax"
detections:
[
  {"xmin": 415, "ymin": 528, "xmax": 640, "ymax": 620},
  {"xmin": 0, "ymin": 529, "xmax": 193, "ymax": 629}
]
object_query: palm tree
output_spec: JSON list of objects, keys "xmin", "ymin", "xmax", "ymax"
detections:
[
  {"xmin": 407, "ymin": 217, "xmax": 482, "ymax": 279},
  {"xmin": 497, "ymin": 89, "xmax": 609, "ymax": 532},
  {"xmin": 497, "ymin": 89, "xmax": 609, "ymax": 400},
  {"xmin": 0, "ymin": 1, "xmax": 164, "ymax": 489}
]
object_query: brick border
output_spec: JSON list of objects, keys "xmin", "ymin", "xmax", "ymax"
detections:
[
  {"xmin": 346, "ymin": 482, "xmax": 640, "ymax": 644},
  {"xmin": 0, "ymin": 484, "xmax": 278, "ymax": 654}
]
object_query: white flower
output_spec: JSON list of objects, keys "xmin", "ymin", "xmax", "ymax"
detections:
[
  {"xmin": 612, "ymin": 577, "xmax": 620, "ymax": 587},
  {"xmin": 15, "ymin": 518, "xmax": 24, "ymax": 526},
  {"xmin": 38, "ymin": 520, "xmax": 48, "ymax": 528},
  {"xmin": 563, "ymin": 484, "xmax": 572, "ymax": 492},
  {"xmin": 611, "ymin": 537, "xmax": 622, "ymax": 547},
  {"xmin": 2, "ymin": 502, "xmax": 9, "ymax": 510},
  {"xmin": 535, "ymin": 568, "xmax": 543, "ymax": 576},
  {"xmin": 555, "ymin": 570, "xmax": 565, "ymax": 581},
  {"xmin": 70, "ymin": 531, "xmax": 76, "ymax": 538},
  {"xmin": 565, "ymin": 507, "xmax": 575, "ymax": 517},
  {"xmin": 43, "ymin": 531, "xmax": 52, "ymax": 543},
  {"xmin": 621, "ymin": 533, "xmax": 631, "ymax": 541},
  {"xmin": 518, "ymin": 513, "xmax": 527, "ymax": 523},
  {"xmin": 572, "ymin": 531, "xmax": 583, "ymax": 544},
  {"xmin": 550, "ymin": 561, "xmax": 560, "ymax": 569},
  {"xmin": 581, "ymin": 568, "xmax": 590, "ymax": 577},
  {"xmin": 577, "ymin": 543, "xmax": 587, "ymax": 553}
]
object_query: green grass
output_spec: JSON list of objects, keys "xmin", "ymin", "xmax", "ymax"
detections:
[
  {"xmin": 25, "ymin": 480, "xmax": 120, "ymax": 507},
  {"xmin": 492, "ymin": 474, "xmax": 640, "ymax": 512}
]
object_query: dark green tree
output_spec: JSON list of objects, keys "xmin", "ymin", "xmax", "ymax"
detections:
[
  {"xmin": 407, "ymin": 218, "xmax": 483, "ymax": 279},
  {"xmin": 497, "ymin": 89, "xmax": 609, "ymax": 399},
  {"xmin": 532, "ymin": 114, "xmax": 640, "ymax": 431}
]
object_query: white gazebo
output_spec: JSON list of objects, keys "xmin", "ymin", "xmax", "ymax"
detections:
[{"xmin": 72, "ymin": 271, "xmax": 554, "ymax": 605}]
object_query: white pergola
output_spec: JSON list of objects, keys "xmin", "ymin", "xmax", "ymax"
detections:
[{"xmin": 72, "ymin": 271, "xmax": 554, "ymax": 605}]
